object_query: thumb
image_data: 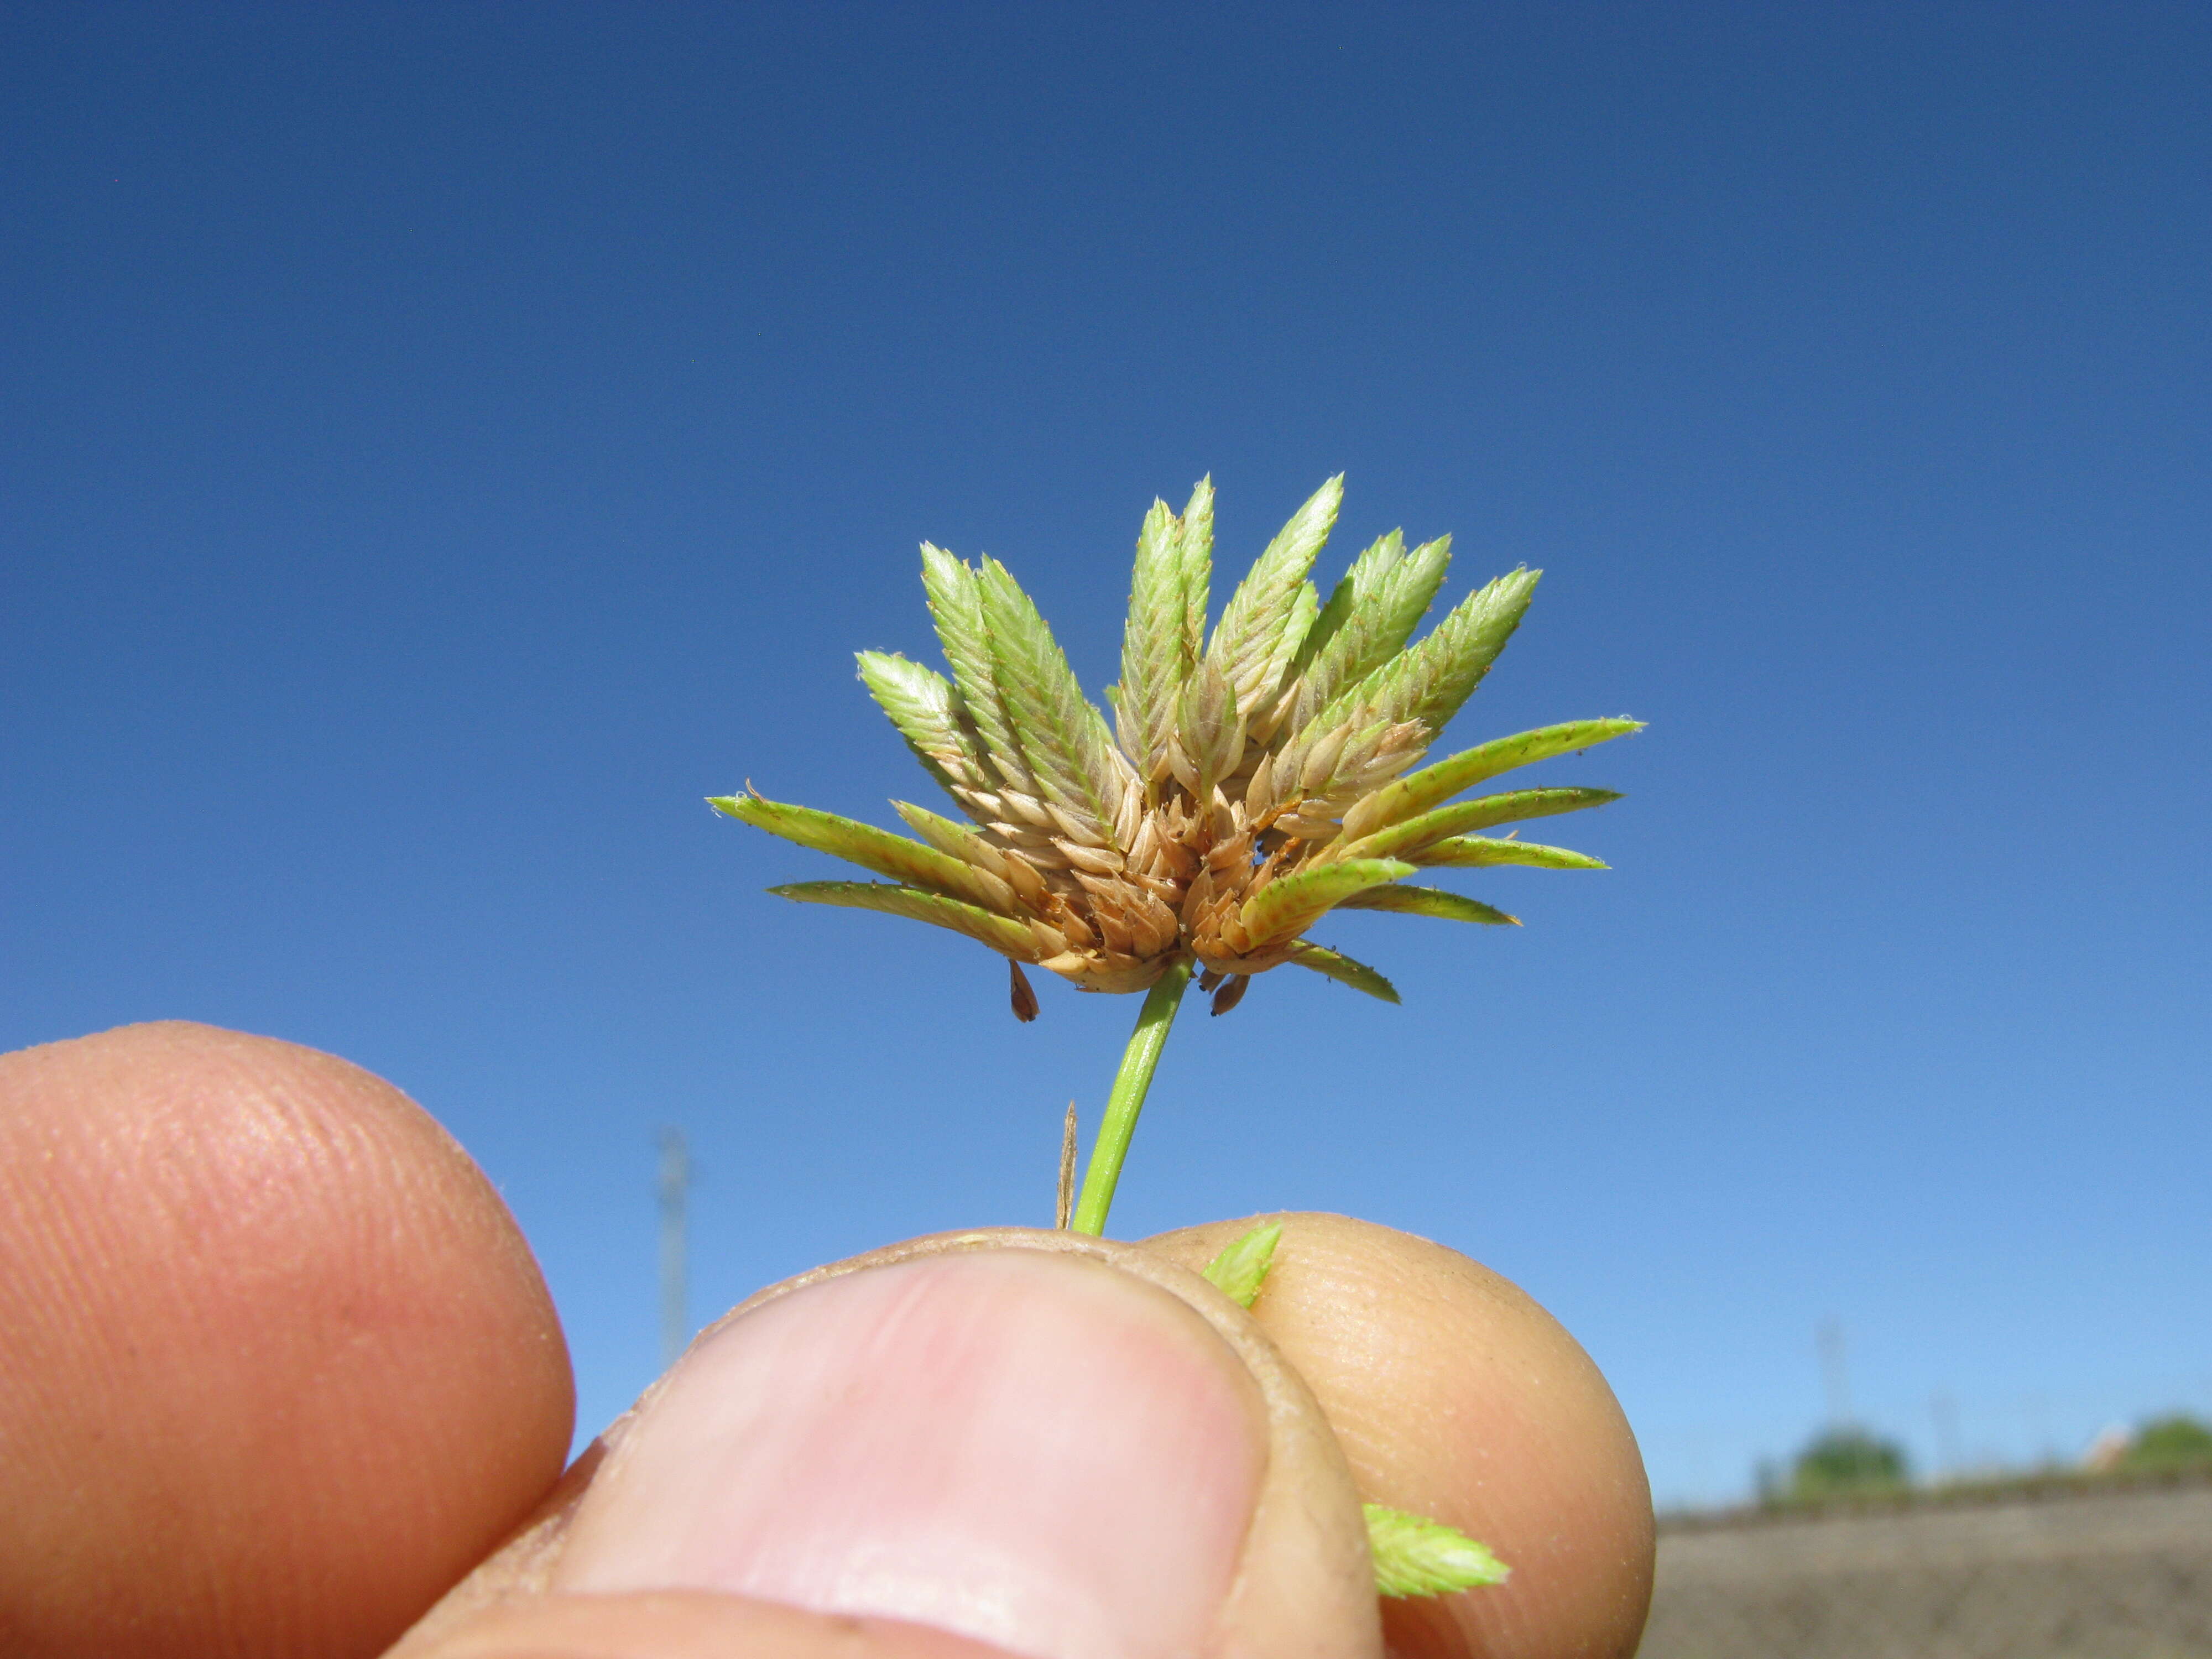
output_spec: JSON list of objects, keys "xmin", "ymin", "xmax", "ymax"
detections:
[{"xmin": 392, "ymin": 1231, "xmax": 1381, "ymax": 1659}]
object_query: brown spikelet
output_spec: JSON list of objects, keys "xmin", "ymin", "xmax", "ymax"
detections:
[{"xmin": 1009, "ymin": 959, "xmax": 1040, "ymax": 1023}]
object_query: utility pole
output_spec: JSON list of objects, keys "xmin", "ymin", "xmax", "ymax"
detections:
[
  {"xmin": 1817, "ymin": 1316, "xmax": 1854, "ymax": 1428},
  {"xmin": 1931, "ymin": 1390, "xmax": 1962, "ymax": 1479},
  {"xmin": 656, "ymin": 1127, "xmax": 691, "ymax": 1369}
]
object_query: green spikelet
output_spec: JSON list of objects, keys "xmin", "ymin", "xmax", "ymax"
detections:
[
  {"xmin": 975, "ymin": 556, "xmax": 1123, "ymax": 842},
  {"xmin": 1365, "ymin": 1503, "xmax": 1511, "ymax": 1597},
  {"xmin": 920, "ymin": 544, "xmax": 1035, "ymax": 798},
  {"xmin": 1278, "ymin": 531, "xmax": 1451, "ymax": 747},
  {"xmin": 1311, "ymin": 566, "xmax": 1537, "ymax": 750},
  {"xmin": 1200, "ymin": 1222, "xmax": 1282, "ymax": 1308},
  {"xmin": 854, "ymin": 651, "xmax": 989, "ymax": 801},
  {"xmin": 1119, "ymin": 482, "xmax": 1214, "ymax": 787},
  {"xmin": 1209, "ymin": 477, "xmax": 1340, "ymax": 718}
]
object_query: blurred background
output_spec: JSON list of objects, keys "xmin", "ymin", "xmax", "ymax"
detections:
[{"xmin": 5, "ymin": 3, "xmax": 2206, "ymax": 1511}]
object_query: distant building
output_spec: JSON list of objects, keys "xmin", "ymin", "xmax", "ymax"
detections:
[{"xmin": 2081, "ymin": 1423, "xmax": 2132, "ymax": 1473}]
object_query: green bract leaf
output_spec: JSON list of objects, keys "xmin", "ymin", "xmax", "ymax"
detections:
[
  {"xmin": 1339, "ymin": 718, "xmax": 1643, "ymax": 843},
  {"xmin": 1209, "ymin": 476, "xmax": 1340, "ymax": 719},
  {"xmin": 1240, "ymin": 857, "xmax": 1416, "ymax": 948},
  {"xmin": 1410, "ymin": 836, "xmax": 1609, "ymax": 871},
  {"xmin": 1335, "ymin": 885, "xmax": 1519, "ymax": 925},
  {"xmin": 1284, "ymin": 942, "xmax": 1401, "ymax": 1003},
  {"xmin": 1364, "ymin": 1503, "xmax": 1510, "ymax": 1597},
  {"xmin": 711, "ymin": 794, "xmax": 1025, "ymax": 917},
  {"xmin": 767, "ymin": 879, "xmax": 1041, "ymax": 959},
  {"xmin": 1337, "ymin": 786, "xmax": 1621, "ymax": 863},
  {"xmin": 1201, "ymin": 1221, "xmax": 1282, "ymax": 1308}
]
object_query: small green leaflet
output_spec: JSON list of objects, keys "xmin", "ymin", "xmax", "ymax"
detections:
[
  {"xmin": 1364, "ymin": 1503, "xmax": 1511, "ymax": 1597},
  {"xmin": 1335, "ymin": 885, "xmax": 1520, "ymax": 926},
  {"xmin": 1240, "ymin": 858, "xmax": 1416, "ymax": 949},
  {"xmin": 1339, "ymin": 717, "xmax": 1644, "ymax": 843},
  {"xmin": 1284, "ymin": 942, "xmax": 1400, "ymax": 1003},
  {"xmin": 1411, "ymin": 836, "xmax": 1608, "ymax": 871},
  {"xmin": 1200, "ymin": 1222, "xmax": 1281, "ymax": 1308},
  {"xmin": 1335, "ymin": 786, "xmax": 1621, "ymax": 863},
  {"xmin": 766, "ymin": 880, "xmax": 1040, "ymax": 959},
  {"xmin": 708, "ymin": 794, "xmax": 1020, "ymax": 917}
]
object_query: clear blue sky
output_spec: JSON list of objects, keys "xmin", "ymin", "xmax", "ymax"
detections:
[{"xmin": 6, "ymin": 3, "xmax": 2206, "ymax": 1507}]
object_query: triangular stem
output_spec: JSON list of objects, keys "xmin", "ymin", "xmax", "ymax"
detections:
[{"xmin": 1069, "ymin": 956, "xmax": 1196, "ymax": 1236}]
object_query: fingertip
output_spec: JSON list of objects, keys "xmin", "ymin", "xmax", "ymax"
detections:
[
  {"xmin": 0, "ymin": 1021, "xmax": 575, "ymax": 1658},
  {"xmin": 401, "ymin": 1230, "xmax": 1386, "ymax": 1659},
  {"xmin": 1145, "ymin": 1214, "xmax": 1655, "ymax": 1659},
  {"xmin": 400, "ymin": 1590, "xmax": 1025, "ymax": 1659}
]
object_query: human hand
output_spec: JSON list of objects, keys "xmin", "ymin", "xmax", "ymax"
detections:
[{"xmin": 0, "ymin": 1023, "xmax": 1652, "ymax": 1659}]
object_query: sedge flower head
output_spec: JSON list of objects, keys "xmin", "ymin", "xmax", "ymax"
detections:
[{"xmin": 713, "ymin": 477, "xmax": 1637, "ymax": 1018}]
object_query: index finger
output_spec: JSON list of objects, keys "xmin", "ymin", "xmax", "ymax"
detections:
[
  {"xmin": 1144, "ymin": 1214, "xmax": 1654, "ymax": 1659},
  {"xmin": 0, "ymin": 1022, "xmax": 576, "ymax": 1659}
]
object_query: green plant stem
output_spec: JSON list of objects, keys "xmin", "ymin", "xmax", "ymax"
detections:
[{"xmin": 1070, "ymin": 956, "xmax": 1196, "ymax": 1236}]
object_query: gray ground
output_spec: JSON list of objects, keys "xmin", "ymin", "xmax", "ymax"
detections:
[{"xmin": 1638, "ymin": 1482, "xmax": 2212, "ymax": 1659}]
